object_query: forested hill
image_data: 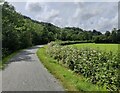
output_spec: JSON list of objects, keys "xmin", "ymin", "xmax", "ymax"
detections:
[{"xmin": 2, "ymin": 2, "xmax": 120, "ymax": 57}]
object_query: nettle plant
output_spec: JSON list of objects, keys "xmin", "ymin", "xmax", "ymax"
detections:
[{"xmin": 47, "ymin": 42, "xmax": 119, "ymax": 91}]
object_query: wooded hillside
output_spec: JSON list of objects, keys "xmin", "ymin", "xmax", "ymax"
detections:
[{"xmin": 2, "ymin": 2, "xmax": 120, "ymax": 57}]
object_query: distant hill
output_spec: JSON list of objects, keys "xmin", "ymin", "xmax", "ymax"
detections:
[{"xmin": 2, "ymin": 2, "xmax": 120, "ymax": 57}]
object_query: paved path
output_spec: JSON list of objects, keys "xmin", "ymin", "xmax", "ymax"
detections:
[{"xmin": 2, "ymin": 45, "xmax": 64, "ymax": 91}]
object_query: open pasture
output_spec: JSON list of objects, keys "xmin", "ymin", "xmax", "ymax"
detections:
[{"xmin": 68, "ymin": 43, "xmax": 119, "ymax": 53}]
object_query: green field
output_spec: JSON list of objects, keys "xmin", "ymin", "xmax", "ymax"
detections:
[
  {"xmin": 45, "ymin": 42, "xmax": 119, "ymax": 91},
  {"xmin": 68, "ymin": 43, "xmax": 119, "ymax": 53}
]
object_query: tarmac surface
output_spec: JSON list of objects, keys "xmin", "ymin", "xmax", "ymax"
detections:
[{"xmin": 2, "ymin": 45, "xmax": 64, "ymax": 91}]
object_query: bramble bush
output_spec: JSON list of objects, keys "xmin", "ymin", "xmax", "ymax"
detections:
[{"xmin": 46, "ymin": 42, "xmax": 119, "ymax": 91}]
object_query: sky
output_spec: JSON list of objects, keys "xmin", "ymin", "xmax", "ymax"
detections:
[{"xmin": 6, "ymin": 1, "xmax": 118, "ymax": 33}]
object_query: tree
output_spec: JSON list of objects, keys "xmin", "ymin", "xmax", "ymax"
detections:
[
  {"xmin": 110, "ymin": 28, "xmax": 117, "ymax": 43},
  {"xmin": 116, "ymin": 29, "xmax": 120, "ymax": 43},
  {"xmin": 2, "ymin": 2, "xmax": 119, "ymax": 58},
  {"xmin": 105, "ymin": 31, "xmax": 110, "ymax": 37}
]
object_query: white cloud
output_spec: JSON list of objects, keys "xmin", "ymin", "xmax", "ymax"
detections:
[
  {"xmin": 73, "ymin": 3, "xmax": 104, "ymax": 21},
  {"xmin": 25, "ymin": 2, "xmax": 60, "ymax": 23},
  {"xmin": 36, "ymin": 9, "xmax": 60, "ymax": 22},
  {"xmin": 6, "ymin": 0, "xmax": 120, "ymax": 2},
  {"xmin": 52, "ymin": 17, "xmax": 64, "ymax": 27},
  {"xmin": 69, "ymin": 2, "xmax": 118, "ymax": 32},
  {"xmin": 45, "ymin": 9, "xmax": 59, "ymax": 20},
  {"xmin": 23, "ymin": 2, "xmax": 118, "ymax": 32},
  {"xmin": 97, "ymin": 14, "xmax": 118, "ymax": 31}
]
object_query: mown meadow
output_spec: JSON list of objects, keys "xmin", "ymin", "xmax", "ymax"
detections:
[
  {"xmin": 43, "ymin": 42, "xmax": 119, "ymax": 91},
  {"xmin": 68, "ymin": 43, "xmax": 118, "ymax": 53}
]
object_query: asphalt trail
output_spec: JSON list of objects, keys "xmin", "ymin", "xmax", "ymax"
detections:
[{"xmin": 2, "ymin": 45, "xmax": 64, "ymax": 91}]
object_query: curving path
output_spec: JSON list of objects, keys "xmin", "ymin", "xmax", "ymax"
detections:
[{"xmin": 2, "ymin": 45, "xmax": 64, "ymax": 91}]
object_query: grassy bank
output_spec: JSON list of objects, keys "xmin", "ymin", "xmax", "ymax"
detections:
[
  {"xmin": 37, "ymin": 46, "xmax": 107, "ymax": 92},
  {"xmin": 0, "ymin": 50, "xmax": 20, "ymax": 69}
]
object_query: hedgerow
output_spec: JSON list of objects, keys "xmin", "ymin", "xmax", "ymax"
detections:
[{"xmin": 46, "ymin": 42, "xmax": 119, "ymax": 91}]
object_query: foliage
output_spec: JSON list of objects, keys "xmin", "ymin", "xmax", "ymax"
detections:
[
  {"xmin": 93, "ymin": 28, "xmax": 120, "ymax": 43},
  {"xmin": 37, "ymin": 46, "xmax": 107, "ymax": 91},
  {"xmin": 2, "ymin": 2, "xmax": 59, "ymax": 57},
  {"xmin": 46, "ymin": 42, "xmax": 119, "ymax": 91},
  {"xmin": 58, "ymin": 40, "xmax": 93, "ymax": 45},
  {"xmin": 2, "ymin": 2, "xmax": 120, "ymax": 58}
]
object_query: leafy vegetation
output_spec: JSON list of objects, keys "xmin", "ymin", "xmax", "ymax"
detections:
[
  {"xmin": 46, "ymin": 42, "xmax": 119, "ymax": 91},
  {"xmin": 1, "ymin": 1, "xmax": 120, "ymax": 92},
  {"xmin": 2, "ymin": 2, "xmax": 120, "ymax": 58},
  {"xmin": 0, "ymin": 50, "xmax": 20, "ymax": 69},
  {"xmin": 1, "ymin": 1, "xmax": 120, "ymax": 91},
  {"xmin": 37, "ymin": 46, "xmax": 107, "ymax": 91}
]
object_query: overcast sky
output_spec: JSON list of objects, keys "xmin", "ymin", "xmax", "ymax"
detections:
[{"xmin": 8, "ymin": 1, "xmax": 118, "ymax": 32}]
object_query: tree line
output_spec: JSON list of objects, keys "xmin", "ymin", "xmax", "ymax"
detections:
[{"xmin": 2, "ymin": 2, "xmax": 120, "ymax": 57}]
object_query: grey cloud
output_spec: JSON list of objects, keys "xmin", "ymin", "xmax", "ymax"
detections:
[
  {"xmin": 73, "ymin": 3, "xmax": 103, "ymax": 21},
  {"xmin": 25, "ymin": 2, "xmax": 44, "ymax": 12},
  {"xmin": 80, "ymin": 12, "xmax": 97, "ymax": 20},
  {"xmin": 24, "ymin": 2, "xmax": 118, "ymax": 32},
  {"xmin": 46, "ymin": 9, "xmax": 59, "ymax": 20},
  {"xmin": 52, "ymin": 17, "xmax": 64, "ymax": 27},
  {"xmin": 98, "ymin": 14, "xmax": 118, "ymax": 31},
  {"xmin": 70, "ymin": 2, "xmax": 118, "ymax": 32},
  {"xmin": 36, "ymin": 9, "xmax": 60, "ymax": 23}
]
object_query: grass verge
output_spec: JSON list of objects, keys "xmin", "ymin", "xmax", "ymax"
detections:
[
  {"xmin": 37, "ymin": 46, "xmax": 107, "ymax": 92},
  {"xmin": 0, "ymin": 50, "xmax": 21, "ymax": 70}
]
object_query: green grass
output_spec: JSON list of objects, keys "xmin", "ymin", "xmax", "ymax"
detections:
[
  {"xmin": 37, "ymin": 46, "xmax": 107, "ymax": 92},
  {"xmin": 0, "ymin": 50, "xmax": 21, "ymax": 70},
  {"xmin": 68, "ymin": 43, "xmax": 119, "ymax": 53}
]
